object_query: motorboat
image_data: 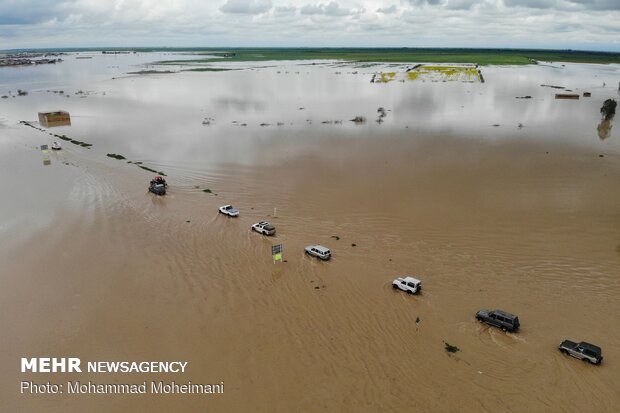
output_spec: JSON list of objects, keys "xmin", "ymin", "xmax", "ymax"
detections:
[{"xmin": 149, "ymin": 176, "xmax": 167, "ymax": 196}]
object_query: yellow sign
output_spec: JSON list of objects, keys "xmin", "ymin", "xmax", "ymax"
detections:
[{"xmin": 273, "ymin": 253, "xmax": 282, "ymax": 262}]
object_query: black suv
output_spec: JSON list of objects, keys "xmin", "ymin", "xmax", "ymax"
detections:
[
  {"xmin": 559, "ymin": 340, "xmax": 603, "ymax": 365},
  {"xmin": 475, "ymin": 309, "xmax": 520, "ymax": 332}
]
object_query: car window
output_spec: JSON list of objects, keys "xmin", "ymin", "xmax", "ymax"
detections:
[{"xmin": 401, "ymin": 281, "xmax": 406, "ymax": 285}]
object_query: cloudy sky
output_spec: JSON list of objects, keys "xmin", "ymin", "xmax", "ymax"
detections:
[{"xmin": 1, "ymin": 0, "xmax": 619, "ymax": 51}]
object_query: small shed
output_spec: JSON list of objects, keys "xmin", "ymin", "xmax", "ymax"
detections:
[
  {"xmin": 38, "ymin": 111, "xmax": 71, "ymax": 127},
  {"xmin": 555, "ymin": 93, "xmax": 580, "ymax": 100}
]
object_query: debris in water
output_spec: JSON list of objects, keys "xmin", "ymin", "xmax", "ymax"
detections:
[
  {"xmin": 444, "ymin": 342, "xmax": 460, "ymax": 353},
  {"xmin": 540, "ymin": 84, "xmax": 565, "ymax": 89}
]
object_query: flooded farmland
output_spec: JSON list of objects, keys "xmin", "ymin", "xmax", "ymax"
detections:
[{"xmin": 1, "ymin": 52, "xmax": 619, "ymax": 412}]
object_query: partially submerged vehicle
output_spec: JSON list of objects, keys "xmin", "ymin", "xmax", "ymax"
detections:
[
  {"xmin": 148, "ymin": 176, "xmax": 167, "ymax": 196},
  {"xmin": 304, "ymin": 245, "xmax": 331, "ymax": 260},
  {"xmin": 476, "ymin": 309, "xmax": 520, "ymax": 332},
  {"xmin": 559, "ymin": 340, "xmax": 603, "ymax": 365},
  {"xmin": 251, "ymin": 221, "xmax": 276, "ymax": 236},
  {"xmin": 392, "ymin": 276, "xmax": 422, "ymax": 294},
  {"xmin": 51, "ymin": 141, "xmax": 62, "ymax": 150},
  {"xmin": 219, "ymin": 204, "xmax": 239, "ymax": 217}
]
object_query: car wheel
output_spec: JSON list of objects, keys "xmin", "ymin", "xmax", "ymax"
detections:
[
  {"xmin": 407, "ymin": 290, "xmax": 414, "ymax": 295},
  {"xmin": 392, "ymin": 284, "xmax": 398, "ymax": 289},
  {"xmin": 561, "ymin": 349, "xmax": 568, "ymax": 355}
]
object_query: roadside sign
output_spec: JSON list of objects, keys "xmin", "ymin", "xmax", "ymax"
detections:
[{"xmin": 272, "ymin": 244, "xmax": 283, "ymax": 263}]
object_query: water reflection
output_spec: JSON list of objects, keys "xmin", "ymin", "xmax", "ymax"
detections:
[
  {"xmin": 597, "ymin": 117, "xmax": 613, "ymax": 140},
  {"xmin": 1, "ymin": 54, "xmax": 619, "ymax": 175}
]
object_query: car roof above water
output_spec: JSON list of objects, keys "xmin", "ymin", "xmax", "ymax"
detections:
[
  {"xmin": 312, "ymin": 245, "xmax": 330, "ymax": 253},
  {"xmin": 401, "ymin": 276, "xmax": 421, "ymax": 284},
  {"xmin": 579, "ymin": 342, "xmax": 602, "ymax": 353},
  {"xmin": 492, "ymin": 310, "xmax": 518, "ymax": 320}
]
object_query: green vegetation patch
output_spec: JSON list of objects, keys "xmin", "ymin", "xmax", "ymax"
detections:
[
  {"xmin": 378, "ymin": 72, "xmax": 396, "ymax": 83},
  {"xmin": 127, "ymin": 70, "xmax": 174, "ymax": 75},
  {"xmin": 183, "ymin": 67, "xmax": 234, "ymax": 72},
  {"xmin": 384, "ymin": 65, "xmax": 482, "ymax": 83},
  {"xmin": 155, "ymin": 48, "xmax": 620, "ymax": 66},
  {"xmin": 70, "ymin": 139, "xmax": 92, "ymax": 147},
  {"xmin": 138, "ymin": 165, "xmax": 166, "ymax": 176}
]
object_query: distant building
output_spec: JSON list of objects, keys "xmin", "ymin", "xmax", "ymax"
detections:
[{"xmin": 38, "ymin": 111, "xmax": 71, "ymax": 127}]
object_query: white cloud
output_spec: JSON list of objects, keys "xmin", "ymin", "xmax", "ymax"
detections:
[
  {"xmin": 0, "ymin": 0, "xmax": 618, "ymax": 51},
  {"xmin": 221, "ymin": 0, "xmax": 273, "ymax": 14},
  {"xmin": 300, "ymin": 2, "xmax": 351, "ymax": 16},
  {"xmin": 377, "ymin": 5, "xmax": 398, "ymax": 13}
]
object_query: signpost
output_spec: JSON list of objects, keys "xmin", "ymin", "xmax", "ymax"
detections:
[
  {"xmin": 272, "ymin": 244, "xmax": 283, "ymax": 263},
  {"xmin": 41, "ymin": 144, "xmax": 50, "ymax": 165}
]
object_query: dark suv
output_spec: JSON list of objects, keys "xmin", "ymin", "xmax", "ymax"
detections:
[{"xmin": 475, "ymin": 309, "xmax": 520, "ymax": 332}]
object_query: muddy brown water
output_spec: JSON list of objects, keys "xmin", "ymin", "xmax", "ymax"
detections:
[{"xmin": 1, "ymin": 55, "xmax": 619, "ymax": 412}]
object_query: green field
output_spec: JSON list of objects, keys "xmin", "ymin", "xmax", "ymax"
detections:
[{"xmin": 155, "ymin": 47, "xmax": 620, "ymax": 66}]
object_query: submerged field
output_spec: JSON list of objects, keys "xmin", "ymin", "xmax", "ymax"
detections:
[
  {"xmin": 154, "ymin": 47, "xmax": 620, "ymax": 66},
  {"xmin": 375, "ymin": 65, "xmax": 482, "ymax": 83}
]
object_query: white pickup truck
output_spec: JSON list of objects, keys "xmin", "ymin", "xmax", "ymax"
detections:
[
  {"xmin": 218, "ymin": 205, "xmax": 239, "ymax": 217},
  {"xmin": 251, "ymin": 221, "xmax": 276, "ymax": 236}
]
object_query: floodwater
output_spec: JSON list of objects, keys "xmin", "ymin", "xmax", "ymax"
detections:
[{"xmin": 1, "ymin": 53, "xmax": 619, "ymax": 412}]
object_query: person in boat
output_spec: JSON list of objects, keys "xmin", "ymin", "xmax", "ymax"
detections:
[{"xmin": 150, "ymin": 176, "xmax": 167, "ymax": 187}]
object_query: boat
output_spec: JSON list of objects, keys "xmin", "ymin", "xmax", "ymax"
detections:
[
  {"xmin": 51, "ymin": 141, "xmax": 62, "ymax": 150},
  {"xmin": 148, "ymin": 176, "xmax": 167, "ymax": 196}
]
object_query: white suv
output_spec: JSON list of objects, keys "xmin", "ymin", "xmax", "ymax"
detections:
[
  {"xmin": 392, "ymin": 276, "xmax": 422, "ymax": 294},
  {"xmin": 304, "ymin": 245, "xmax": 331, "ymax": 260}
]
